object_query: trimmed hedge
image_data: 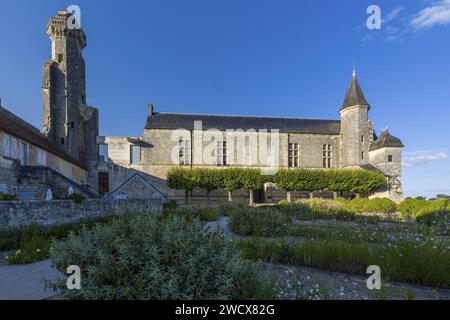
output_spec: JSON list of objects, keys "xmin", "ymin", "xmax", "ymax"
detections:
[{"xmin": 167, "ymin": 167, "xmax": 387, "ymax": 204}]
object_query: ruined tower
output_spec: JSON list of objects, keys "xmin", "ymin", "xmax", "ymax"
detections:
[
  {"xmin": 339, "ymin": 71, "xmax": 372, "ymax": 168},
  {"xmin": 42, "ymin": 11, "xmax": 99, "ymax": 182}
]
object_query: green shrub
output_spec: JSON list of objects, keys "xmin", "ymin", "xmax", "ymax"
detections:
[
  {"xmin": 335, "ymin": 197, "xmax": 348, "ymax": 204},
  {"xmin": 297, "ymin": 199, "xmax": 347, "ymax": 213},
  {"xmin": 416, "ymin": 199, "xmax": 449, "ymax": 218},
  {"xmin": 5, "ymin": 225, "xmax": 51, "ymax": 264},
  {"xmin": 0, "ymin": 193, "xmax": 17, "ymax": 201},
  {"xmin": 347, "ymin": 198, "xmax": 397, "ymax": 214},
  {"xmin": 295, "ymin": 199, "xmax": 355, "ymax": 220},
  {"xmin": 216, "ymin": 203, "xmax": 246, "ymax": 216},
  {"xmin": 278, "ymin": 200, "xmax": 290, "ymax": 205},
  {"xmin": 48, "ymin": 213, "xmax": 265, "ymax": 300},
  {"xmin": 398, "ymin": 198, "xmax": 427, "ymax": 219},
  {"xmin": 229, "ymin": 207, "xmax": 292, "ymax": 237},
  {"xmin": 399, "ymin": 199, "xmax": 450, "ymax": 223},
  {"xmin": 163, "ymin": 200, "xmax": 177, "ymax": 210},
  {"xmin": 164, "ymin": 206, "xmax": 219, "ymax": 221},
  {"xmin": 0, "ymin": 215, "xmax": 117, "ymax": 252},
  {"xmin": 199, "ymin": 208, "xmax": 219, "ymax": 221}
]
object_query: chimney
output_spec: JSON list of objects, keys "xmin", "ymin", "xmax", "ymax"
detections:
[{"xmin": 147, "ymin": 103, "xmax": 154, "ymax": 116}]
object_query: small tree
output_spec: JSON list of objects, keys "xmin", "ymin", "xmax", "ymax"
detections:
[
  {"xmin": 240, "ymin": 169, "xmax": 265, "ymax": 206},
  {"xmin": 273, "ymin": 169, "xmax": 298, "ymax": 203},
  {"xmin": 167, "ymin": 167, "xmax": 196, "ymax": 205},
  {"xmin": 221, "ymin": 168, "xmax": 242, "ymax": 202},
  {"xmin": 196, "ymin": 168, "xmax": 223, "ymax": 206}
]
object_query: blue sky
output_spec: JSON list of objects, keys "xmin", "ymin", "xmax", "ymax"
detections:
[{"xmin": 0, "ymin": 0, "xmax": 449, "ymax": 198}]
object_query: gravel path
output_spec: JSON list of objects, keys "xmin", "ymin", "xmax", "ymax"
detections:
[{"xmin": 0, "ymin": 257, "xmax": 62, "ymax": 300}]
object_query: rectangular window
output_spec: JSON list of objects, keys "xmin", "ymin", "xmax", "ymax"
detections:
[
  {"xmin": 130, "ymin": 145, "xmax": 141, "ymax": 164},
  {"xmin": 288, "ymin": 143, "xmax": 300, "ymax": 167},
  {"xmin": 323, "ymin": 144, "xmax": 332, "ymax": 168},
  {"xmin": 216, "ymin": 140, "xmax": 227, "ymax": 166},
  {"xmin": 2, "ymin": 134, "xmax": 17, "ymax": 159},
  {"xmin": 57, "ymin": 54, "xmax": 64, "ymax": 63},
  {"xmin": 361, "ymin": 151, "xmax": 364, "ymax": 160},
  {"xmin": 98, "ymin": 144, "xmax": 109, "ymax": 161},
  {"xmin": 361, "ymin": 135, "xmax": 364, "ymax": 143},
  {"xmin": 388, "ymin": 155, "xmax": 393, "ymax": 162},
  {"xmin": 178, "ymin": 139, "xmax": 191, "ymax": 166},
  {"xmin": 98, "ymin": 172, "xmax": 109, "ymax": 194},
  {"xmin": 37, "ymin": 149, "xmax": 46, "ymax": 166},
  {"xmin": 20, "ymin": 142, "xmax": 28, "ymax": 165}
]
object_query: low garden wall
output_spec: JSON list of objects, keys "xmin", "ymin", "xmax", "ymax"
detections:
[{"xmin": 0, "ymin": 198, "xmax": 163, "ymax": 230}]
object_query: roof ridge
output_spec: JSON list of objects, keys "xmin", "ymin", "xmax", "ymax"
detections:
[
  {"xmin": 155, "ymin": 112, "xmax": 340, "ymax": 122},
  {"xmin": 0, "ymin": 106, "xmax": 42, "ymax": 134}
]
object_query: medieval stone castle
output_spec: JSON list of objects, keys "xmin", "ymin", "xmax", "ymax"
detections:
[{"xmin": 0, "ymin": 11, "xmax": 404, "ymax": 203}]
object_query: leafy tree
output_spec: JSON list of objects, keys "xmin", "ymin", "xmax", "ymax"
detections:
[
  {"xmin": 196, "ymin": 168, "xmax": 223, "ymax": 206},
  {"xmin": 239, "ymin": 169, "xmax": 265, "ymax": 205},
  {"xmin": 167, "ymin": 167, "xmax": 196, "ymax": 205},
  {"xmin": 221, "ymin": 168, "xmax": 242, "ymax": 202}
]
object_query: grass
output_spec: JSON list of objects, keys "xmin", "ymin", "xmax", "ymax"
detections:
[
  {"xmin": 236, "ymin": 236, "xmax": 450, "ymax": 288},
  {"xmin": 228, "ymin": 200, "xmax": 450, "ymax": 288}
]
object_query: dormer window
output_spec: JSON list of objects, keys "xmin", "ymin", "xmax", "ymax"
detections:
[{"xmin": 57, "ymin": 54, "xmax": 63, "ymax": 63}]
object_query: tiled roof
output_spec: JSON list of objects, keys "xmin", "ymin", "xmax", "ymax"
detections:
[
  {"xmin": 370, "ymin": 129, "xmax": 404, "ymax": 151},
  {"xmin": 341, "ymin": 74, "xmax": 370, "ymax": 111},
  {"xmin": 145, "ymin": 113, "xmax": 341, "ymax": 135},
  {"xmin": 0, "ymin": 106, "xmax": 86, "ymax": 169}
]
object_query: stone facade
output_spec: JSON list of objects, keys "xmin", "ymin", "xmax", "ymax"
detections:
[
  {"xmin": 99, "ymin": 73, "xmax": 404, "ymax": 203},
  {"xmin": 0, "ymin": 198, "xmax": 163, "ymax": 230},
  {"xmin": 42, "ymin": 11, "xmax": 99, "ymax": 184}
]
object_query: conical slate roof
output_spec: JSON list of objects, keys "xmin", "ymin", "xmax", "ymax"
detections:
[
  {"xmin": 340, "ymin": 72, "xmax": 370, "ymax": 111},
  {"xmin": 370, "ymin": 129, "xmax": 404, "ymax": 151}
]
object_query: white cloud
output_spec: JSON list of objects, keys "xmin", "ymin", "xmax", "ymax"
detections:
[
  {"xmin": 403, "ymin": 150, "xmax": 449, "ymax": 167},
  {"xmin": 411, "ymin": 0, "xmax": 450, "ymax": 30},
  {"xmin": 385, "ymin": 6, "xmax": 405, "ymax": 22}
]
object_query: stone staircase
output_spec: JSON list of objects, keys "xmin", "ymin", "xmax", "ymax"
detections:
[{"xmin": 17, "ymin": 166, "xmax": 99, "ymax": 200}]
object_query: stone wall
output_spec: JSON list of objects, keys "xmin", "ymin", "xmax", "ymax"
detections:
[{"xmin": 0, "ymin": 198, "xmax": 163, "ymax": 230}]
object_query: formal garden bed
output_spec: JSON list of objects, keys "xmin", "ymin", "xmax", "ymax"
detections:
[{"xmin": 1, "ymin": 194, "xmax": 449, "ymax": 300}]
